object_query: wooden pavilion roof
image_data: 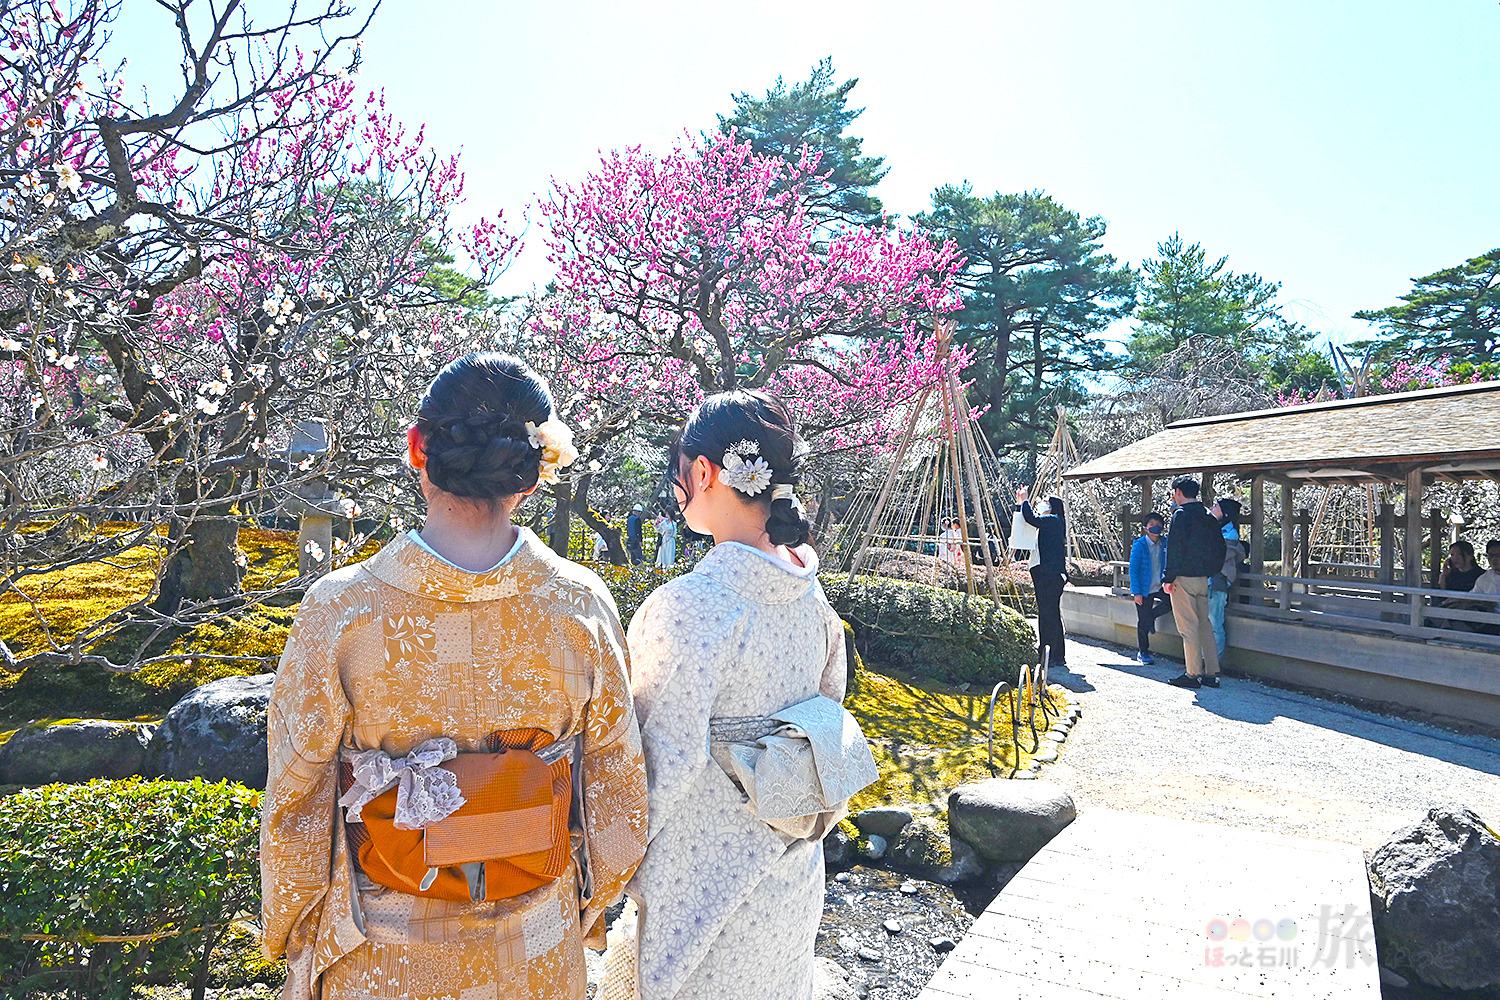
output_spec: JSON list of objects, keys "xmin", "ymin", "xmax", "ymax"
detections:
[{"xmin": 1064, "ymin": 381, "xmax": 1500, "ymax": 485}]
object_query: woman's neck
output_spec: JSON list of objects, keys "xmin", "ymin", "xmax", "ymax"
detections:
[{"xmin": 418, "ymin": 495, "xmax": 519, "ymax": 572}]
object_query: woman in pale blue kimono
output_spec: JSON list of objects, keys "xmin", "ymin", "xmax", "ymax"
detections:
[{"xmin": 602, "ymin": 390, "xmax": 867, "ymax": 1000}]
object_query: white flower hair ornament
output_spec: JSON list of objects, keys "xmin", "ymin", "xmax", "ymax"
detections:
[
  {"xmin": 525, "ymin": 417, "xmax": 579, "ymax": 485},
  {"xmin": 719, "ymin": 439, "xmax": 773, "ymax": 497}
]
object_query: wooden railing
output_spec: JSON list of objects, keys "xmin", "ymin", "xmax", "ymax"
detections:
[
  {"xmin": 1103, "ymin": 562, "xmax": 1500, "ymax": 649},
  {"xmin": 1233, "ymin": 572, "xmax": 1500, "ymax": 649}
]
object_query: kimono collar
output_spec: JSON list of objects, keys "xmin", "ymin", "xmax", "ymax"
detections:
[
  {"xmin": 693, "ymin": 541, "xmax": 820, "ymax": 605},
  {"xmin": 361, "ymin": 527, "xmax": 553, "ymax": 603}
]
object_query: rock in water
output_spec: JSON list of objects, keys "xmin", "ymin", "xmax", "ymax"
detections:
[
  {"xmin": 824, "ymin": 825, "xmax": 855, "ymax": 871},
  {"xmin": 934, "ymin": 836, "xmax": 986, "ymax": 885},
  {"xmin": 1368, "ymin": 804, "xmax": 1500, "ymax": 994},
  {"xmin": 947, "ymin": 779, "xmax": 1076, "ymax": 863},
  {"xmin": 889, "ymin": 816, "xmax": 951, "ymax": 874},
  {"xmin": 0, "ymin": 720, "xmax": 155, "ymax": 785},
  {"xmin": 851, "ymin": 806, "xmax": 914, "ymax": 840},
  {"xmin": 862, "ymin": 833, "xmax": 888, "ymax": 861},
  {"xmin": 812, "ymin": 958, "xmax": 858, "ymax": 1000},
  {"xmin": 151, "ymin": 673, "xmax": 274, "ymax": 788}
]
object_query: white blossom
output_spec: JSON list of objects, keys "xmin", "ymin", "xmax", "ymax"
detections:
[{"xmin": 54, "ymin": 162, "xmax": 81, "ymax": 194}]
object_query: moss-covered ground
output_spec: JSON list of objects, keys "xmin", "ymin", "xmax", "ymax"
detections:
[
  {"xmin": 0, "ymin": 526, "xmax": 379, "ymax": 727},
  {"xmin": 845, "ymin": 667, "xmax": 1070, "ymax": 815}
]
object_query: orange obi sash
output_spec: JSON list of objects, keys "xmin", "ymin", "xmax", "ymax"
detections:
[{"xmin": 338, "ymin": 728, "xmax": 574, "ymax": 903}]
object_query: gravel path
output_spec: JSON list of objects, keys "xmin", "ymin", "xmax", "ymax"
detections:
[{"xmin": 1045, "ymin": 635, "xmax": 1500, "ymax": 851}]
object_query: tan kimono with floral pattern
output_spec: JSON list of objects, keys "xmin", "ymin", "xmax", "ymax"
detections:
[{"xmin": 261, "ymin": 528, "xmax": 649, "ymax": 1000}]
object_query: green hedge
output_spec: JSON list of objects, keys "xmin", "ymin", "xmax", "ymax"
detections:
[
  {"xmin": 0, "ymin": 778, "xmax": 263, "ymax": 1000},
  {"xmin": 820, "ymin": 574, "xmax": 1035, "ymax": 686}
]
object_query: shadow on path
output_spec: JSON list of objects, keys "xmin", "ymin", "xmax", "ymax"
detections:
[{"xmin": 1062, "ymin": 634, "xmax": 1500, "ymax": 780}]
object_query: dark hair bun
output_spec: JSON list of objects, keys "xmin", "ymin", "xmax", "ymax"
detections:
[
  {"xmin": 416, "ymin": 352, "xmax": 554, "ymax": 502},
  {"xmin": 766, "ymin": 494, "xmax": 813, "ymax": 548},
  {"xmin": 676, "ymin": 389, "xmax": 813, "ymax": 549}
]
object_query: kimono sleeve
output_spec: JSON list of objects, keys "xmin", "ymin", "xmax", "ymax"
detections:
[
  {"xmin": 578, "ymin": 596, "xmax": 649, "ymax": 942},
  {"xmin": 821, "ymin": 607, "xmax": 850, "ymax": 704},
  {"xmin": 626, "ymin": 584, "xmax": 725, "ymax": 845},
  {"xmin": 259, "ymin": 594, "xmax": 352, "ymax": 963}
]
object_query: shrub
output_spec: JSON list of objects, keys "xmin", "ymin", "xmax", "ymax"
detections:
[
  {"xmin": 592, "ymin": 562, "xmax": 688, "ymax": 629},
  {"xmin": 0, "ymin": 778, "xmax": 262, "ymax": 1000},
  {"xmin": 820, "ymin": 574, "xmax": 1035, "ymax": 686}
]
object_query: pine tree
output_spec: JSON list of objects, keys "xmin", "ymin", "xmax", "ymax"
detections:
[{"xmin": 719, "ymin": 57, "xmax": 889, "ymax": 227}]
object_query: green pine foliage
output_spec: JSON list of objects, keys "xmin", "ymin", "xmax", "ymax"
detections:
[
  {"xmin": 1354, "ymin": 247, "xmax": 1500, "ymax": 364},
  {"xmin": 915, "ymin": 185, "xmax": 1136, "ymax": 468},
  {"xmin": 719, "ymin": 57, "xmax": 889, "ymax": 227}
]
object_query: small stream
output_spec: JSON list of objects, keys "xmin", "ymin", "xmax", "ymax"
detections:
[{"xmin": 814, "ymin": 866, "xmax": 980, "ymax": 1000}]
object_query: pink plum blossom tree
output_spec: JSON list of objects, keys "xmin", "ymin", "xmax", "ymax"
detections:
[{"xmin": 535, "ymin": 130, "xmax": 965, "ymax": 554}]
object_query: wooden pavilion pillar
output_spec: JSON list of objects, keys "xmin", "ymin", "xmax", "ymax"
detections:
[
  {"xmin": 1378, "ymin": 501, "xmax": 1396, "ymax": 605},
  {"xmin": 1404, "ymin": 470, "xmax": 1425, "ymax": 626},
  {"xmin": 1140, "ymin": 477, "xmax": 1154, "ymax": 521},
  {"xmin": 1293, "ymin": 507, "xmax": 1313, "ymax": 581},
  {"xmin": 1427, "ymin": 507, "xmax": 1445, "ymax": 583},
  {"xmin": 1249, "ymin": 476, "xmax": 1265, "ymax": 605},
  {"xmin": 1279, "ymin": 482, "xmax": 1294, "ymax": 608},
  {"xmin": 1200, "ymin": 471, "xmax": 1215, "ymax": 505},
  {"xmin": 1403, "ymin": 470, "xmax": 1424, "ymax": 588}
]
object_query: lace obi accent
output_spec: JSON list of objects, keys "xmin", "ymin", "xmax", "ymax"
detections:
[{"xmin": 339, "ymin": 737, "xmax": 467, "ymax": 830}]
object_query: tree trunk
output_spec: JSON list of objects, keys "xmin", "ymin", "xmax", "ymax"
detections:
[
  {"xmin": 548, "ymin": 480, "xmax": 573, "ymax": 557},
  {"xmin": 151, "ymin": 460, "xmax": 248, "ymax": 613},
  {"xmin": 571, "ymin": 474, "xmax": 629, "ymax": 565},
  {"xmin": 154, "ymin": 512, "xmax": 244, "ymax": 614},
  {"xmin": 991, "ymin": 311, "xmax": 1013, "ymax": 417},
  {"xmin": 813, "ymin": 477, "xmax": 834, "ymax": 538}
]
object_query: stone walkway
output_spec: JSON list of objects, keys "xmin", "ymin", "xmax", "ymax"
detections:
[{"xmin": 1044, "ymin": 635, "xmax": 1500, "ymax": 851}]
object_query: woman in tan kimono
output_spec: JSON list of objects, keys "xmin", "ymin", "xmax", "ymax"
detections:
[{"xmin": 261, "ymin": 352, "xmax": 649, "ymax": 1000}]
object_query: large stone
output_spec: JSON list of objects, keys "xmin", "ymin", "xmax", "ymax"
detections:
[
  {"xmin": 947, "ymin": 779, "xmax": 1076, "ymax": 863},
  {"xmin": 823, "ymin": 825, "xmax": 855, "ymax": 871},
  {"xmin": 151, "ymin": 673, "xmax": 274, "ymax": 788},
  {"xmin": 1368, "ymin": 804, "xmax": 1500, "ymax": 993},
  {"xmin": 0, "ymin": 720, "xmax": 155, "ymax": 785},
  {"xmin": 851, "ymin": 806, "xmax": 914, "ymax": 840},
  {"xmin": 933, "ymin": 836, "xmax": 986, "ymax": 885},
  {"xmin": 888, "ymin": 816, "xmax": 951, "ymax": 874},
  {"xmin": 812, "ymin": 957, "xmax": 858, "ymax": 1000}
]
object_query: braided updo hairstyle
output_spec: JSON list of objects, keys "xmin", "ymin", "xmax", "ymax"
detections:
[
  {"xmin": 415, "ymin": 352, "xmax": 554, "ymax": 502},
  {"xmin": 674, "ymin": 389, "xmax": 813, "ymax": 548}
]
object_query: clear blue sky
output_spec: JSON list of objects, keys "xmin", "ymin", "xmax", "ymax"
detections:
[{"xmin": 126, "ymin": 0, "xmax": 1500, "ymax": 347}]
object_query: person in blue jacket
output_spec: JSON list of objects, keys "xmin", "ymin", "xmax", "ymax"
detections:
[
  {"xmin": 1017, "ymin": 485, "xmax": 1068, "ymax": 670},
  {"xmin": 1129, "ymin": 512, "xmax": 1172, "ymax": 664}
]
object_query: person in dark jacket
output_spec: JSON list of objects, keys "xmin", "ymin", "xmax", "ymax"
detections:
[
  {"xmin": 1209, "ymin": 497, "xmax": 1246, "ymax": 660},
  {"xmin": 1163, "ymin": 476, "xmax": 1226, "ymax": 688},
  {"xmin": 1017, "ymin": 486, "xmax": 1068, "ymax": 671},
  {"xmin": 1129, "ymin": 512, "xmax": 1171, "ymax": 664},
  {"xmin": 625, "ymin": 503, "xmax": 645, "ymax": 565}
]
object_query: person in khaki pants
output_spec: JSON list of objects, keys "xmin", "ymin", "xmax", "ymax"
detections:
[{"xmin": 1162, "ymin": 476, "xmax": 1226, "ymax": 689}]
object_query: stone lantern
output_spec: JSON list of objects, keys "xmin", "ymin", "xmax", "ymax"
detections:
[{"xmin": 284, "ymin": 421, "xmax": 343, "ymax": 578}]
